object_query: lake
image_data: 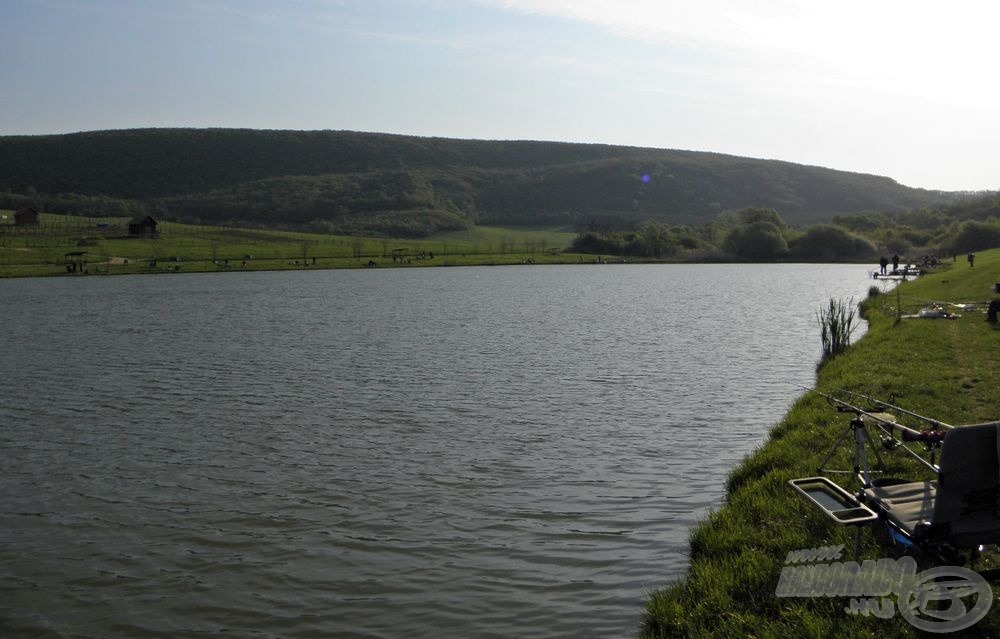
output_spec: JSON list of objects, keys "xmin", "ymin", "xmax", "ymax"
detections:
[{"xmin": 0, "ymin": 264, "xmax": 873, "ymax": 638}]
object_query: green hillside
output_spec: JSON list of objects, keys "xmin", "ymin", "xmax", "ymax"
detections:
[{"xmin": 0, "ymin": 129, "xmax": 958, "ymax": 235}]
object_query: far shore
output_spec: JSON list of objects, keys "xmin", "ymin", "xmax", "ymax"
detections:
[{"xmin": 1, "ymin": 254, "xmax": 885, "ymax": 280}]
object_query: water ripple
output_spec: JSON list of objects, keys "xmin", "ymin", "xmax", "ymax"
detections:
[{"xmin": 0, "ymin": 264, "xmax": 872, "ymax": 638}]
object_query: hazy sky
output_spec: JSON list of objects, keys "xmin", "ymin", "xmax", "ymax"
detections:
[{"xmin": 2, "ymin": 0, "xmax": 998, "ymax": 191}]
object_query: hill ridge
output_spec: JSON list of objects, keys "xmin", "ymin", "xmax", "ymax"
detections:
[{"xmin": 0, "ymin": 128, "xmax": 956, "ymax": 234}]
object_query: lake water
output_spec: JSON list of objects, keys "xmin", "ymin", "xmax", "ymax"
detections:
[{"xmin": 0, "ymin": 264, "xmax": 872, "ymax": 638}]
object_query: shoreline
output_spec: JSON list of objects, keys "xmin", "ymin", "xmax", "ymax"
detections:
[
  {"xmin": 0, "ymin": 254, "xmax": 880, "ymax": 280},
  {"xmin": 639, "ymin": 248, "xmax": 1000, "ymax": 637}
]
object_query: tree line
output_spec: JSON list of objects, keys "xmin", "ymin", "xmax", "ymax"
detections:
[{"xmin": 568, "ymin": 200, "xmax": 1000, "ymax": 261}]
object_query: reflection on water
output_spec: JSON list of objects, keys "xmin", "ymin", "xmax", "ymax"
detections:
[{"xmin": 0, "ymin": 264, "xmax": 871, "ymax": 637}]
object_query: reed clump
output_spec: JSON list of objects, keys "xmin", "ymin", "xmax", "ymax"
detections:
[{"xmin": 817, "ymin": 297, "xmax": 857, "ymax": 361}]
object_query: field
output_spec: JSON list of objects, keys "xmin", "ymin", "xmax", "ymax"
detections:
[{"xmin": 0, "ymin": 212, "xmax": 583, "ymax": 278}]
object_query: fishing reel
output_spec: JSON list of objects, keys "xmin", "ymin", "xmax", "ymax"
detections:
[
  {"xmin": 880, "ymin": 426, "xmax": 945, "ymax": 452},
  {"xmin": 902, "ymin": 429, "xmax": 947, "ymax": 456}
]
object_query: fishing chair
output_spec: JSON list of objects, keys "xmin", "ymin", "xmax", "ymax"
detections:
[{"xmin": 864, "ymin": 422, "xmax": 1000, "ymax": 550}]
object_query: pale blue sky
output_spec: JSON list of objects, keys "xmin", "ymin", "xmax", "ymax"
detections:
[{"xmin": 2, "ymin": 0, "xmax": 999, "ymax": 191}]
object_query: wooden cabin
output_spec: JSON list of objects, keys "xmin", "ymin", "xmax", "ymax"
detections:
[
  {"xmin": 14, "ymin": 206, "xmax": 39, "ymax": 226},
  {"xmin": 128, "ymin": 215, "xmax": 158, "ymax": 237}
]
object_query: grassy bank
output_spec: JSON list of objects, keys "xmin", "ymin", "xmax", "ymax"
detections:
[
  {"xmin": 0, "ymin": 212, "xmax": 587, "ymax": 277},
  {"xmin": 640, "ymin": 249, "xmax": 1000, "ymax": 637}
]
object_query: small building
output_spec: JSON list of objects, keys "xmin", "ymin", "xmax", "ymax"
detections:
[
  {"xmin": 128, "ymin": 215, "xmax": 158, "ymax": 237},
  {"xmin": 14, "ymin": 206, "xmax": 39, "ymax": 226}
]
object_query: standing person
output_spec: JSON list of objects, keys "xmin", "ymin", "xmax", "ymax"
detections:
[
  {"xmin": 892, "ymin": 254, "xmax": 900, "ymax": 272},
  {"xmin": 968, "ymin": 253, "xmax": 976, "ymax": 267},
  {"xmin": 879, "ymin": 256, "xmax": 888, "ymax": 275}
]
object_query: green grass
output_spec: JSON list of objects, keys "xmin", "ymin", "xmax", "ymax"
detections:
[
  {"xmin": 640, "ymin": 249, "xmax": 1000, "ymax": 638},
  {"xmin": 431, "ymin": 224, "xmax": 577, "ymax": 250},
  {"xmin": 0, "ymin": 213, "xmax": 587, "ymax": 277}
]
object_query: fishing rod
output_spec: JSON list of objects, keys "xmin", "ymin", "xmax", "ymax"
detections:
[
  {"xmin": 806, "ymin": 384, "xmax": 1000, "ymax": 436},
  {"xmin": 835, "ymin": 388, "xmax": 953, "ymax": 430},
  {"xmin": 794, "ymin": 384, "xmax": 946, "ymax": 442},
  {"xmin": 795, "ymin": 384, "xmax": 944, "ymax": 475}
]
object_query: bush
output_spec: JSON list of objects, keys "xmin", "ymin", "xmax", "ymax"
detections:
[
  {"xmin": 947, "ymin": 220, "xmax": 1000, "ymax": 254},
  {"xmin": 724, "ymin": 221, "xmax": 789, "ymax": 260},
  {"xmin": 569, "ymin": 231, "xmax": 624, "ymax": 255},
  {"xmin": 788, "ymin": 224, "xmax": 876, "ymax": 260}
]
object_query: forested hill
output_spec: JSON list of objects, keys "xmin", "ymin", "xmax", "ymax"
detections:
[{"xmin": 0, "ymin": 128, "xmax": 956, "ymax": 235}]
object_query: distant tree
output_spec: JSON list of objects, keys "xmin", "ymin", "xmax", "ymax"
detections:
[
  {"xmin": 570, "ymin": 231, "xmax": 623, "ymax": 254},
  {"xmin": 701, "ymin": 220, "xmax": 727, "ymax": 245},
  {"xmin": 724, "ymin": 221, "xmax": 789, "ymax": 260},
  {"xmin": 940, "ymin": 193, "xmax": 1000, "ymax": 221},
  {"xmin": 736, "ymin": 207, "xmax": 787, "ymax": 230},
  {"xmin": 948, "ymin": 220, "xmax": 1000, "ymax": 253},
  {"xmin": 670, "ymin": 225, "xmax": 704, "ymax": 251},
  {"xmin": 831, "ymin": 212, "xmax": 890, "ymax": 232},
  {"xmin": 881, "ymin": 235, "xmax": 914, "ymax": 256},
  {"xmin": 715, "ymin": 210, "xmax": 741, "ymax": 227},
  {"xmin": 897, "ymin": 207, "xmax": 950, "ymax": 230},
  {"xmin": 637, "ymin": 221, "xmax": 676, "ymax": 257},
  {"xmin": 789, "ymin": 224, "xmax": 877, "ymax": 260}
]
